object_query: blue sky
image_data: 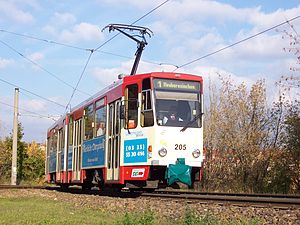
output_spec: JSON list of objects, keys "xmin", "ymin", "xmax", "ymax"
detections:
[{"xmin": 0, "ymin": 0, "xmax": 300, "ymax": 142}]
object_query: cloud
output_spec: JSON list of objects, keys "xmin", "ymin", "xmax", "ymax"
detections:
[
  {"xmin": 0, "ymin": 1, "xmax": 34, "ymax": 24},
  {"xmin": 248, "ymin": 6, "xmax": 300, "ymax": 29},
  {"xmin": 60, "ymin": 23, "xmax": 103, "ymax": 43},
  {"xmin": 0, "ymin": 58, "xmax": 14, "ymax": 69},
  {"xmin": 145, "ymin": 4, "xmax": 300, "ymax": 77},
  {"xmin": 21, "ymin": 99, "xmax": 47, "ymax": 112},
  {"xmin": 92, "ymin": 62, "xmax": 132, "ymax": 86},
  {"xmin": 28, "ymin": 52, "xmax": 44, "ymax": 62},
  {"xmin": 98, "ymin": 0, "xmax": 160, "ymax": 9},
  {"xmin": 51, "ymin": 12, "xmax": 77, "ymax": 27},
  {"xmin": 44, "ymin": 22, "xmax": 104, "ymax": 44}
]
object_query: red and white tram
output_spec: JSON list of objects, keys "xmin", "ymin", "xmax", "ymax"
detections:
[{"xmin": 46, "ymin": 72, "xmax": 204, "ymax": 190}]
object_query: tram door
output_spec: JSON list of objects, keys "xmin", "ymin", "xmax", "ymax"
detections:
[
  {"xmin": 72, "ymin": 119, "xmax": 82, "ymax": 181},
  {"xmin": 107, "ymin": 100, "xmax": 121, "ymax": 181},
  {"xmin": 56, "ymin": 128, "xmax": 64, "ymax": 181}
]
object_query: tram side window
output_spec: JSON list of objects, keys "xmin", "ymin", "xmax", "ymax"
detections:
[
  {"xmin": 95, "ymin": 106, "xmax": 106, "ymax": 137},
  {"xmin": 84, "ymin": 104, "xmax": 94, "ymax": 140},
  {"xmin": 69, "ymin": 117, "xmax": 73, "ymax": 146},
  {"xmin": 51, "ymin": 132, "xmax": 58, "ymax": 152},
  {"xmin": 125, "ymin": 84, "xmax": 138, "ymax": 129},
  {"xmin": 59, "ymin": 128, "xmax": 64, "ymax": 151},
  {"xmin": 141, "ymin": 78, "xmax": 154, "ymax": 127}
]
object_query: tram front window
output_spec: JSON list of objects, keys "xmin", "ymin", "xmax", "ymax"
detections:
[{"xmin": 155, "ymin": 91, "xmax": 201, "ymax": 128}]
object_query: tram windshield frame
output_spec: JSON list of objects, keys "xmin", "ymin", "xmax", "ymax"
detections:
[{"xmin": 153, "ymin": 78, "xmax": 202, "ymax": 128}]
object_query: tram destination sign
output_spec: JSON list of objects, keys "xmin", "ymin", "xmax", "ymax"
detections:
[{"xmin": 153, "ymin": 79, "xmax": 200, "ymax": 92}]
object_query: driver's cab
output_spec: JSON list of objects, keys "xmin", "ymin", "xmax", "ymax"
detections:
[{"xmin": 153, "ymin": 78, "xmax": 202, "ymax": 129}]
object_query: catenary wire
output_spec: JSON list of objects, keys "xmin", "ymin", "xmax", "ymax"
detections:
[
  {"xmin": 94, "ymin": 0, "xmax": 170, "ymax": 51},
  {"xmin": 66, "ymin": 0, "xmax": 170, "ymax": 109},
  {"xmin": 0, "ymin": 28, "xmax": 160, "ymax": 65},
  {"xmin": 65, "ymin": 50, "xmax": 93, "ymax": 111},
  {"xmin": 0, "ymin": 77, "xmax": 65, "ymax": 109},
  {"xmin": 0, "ymin": 29, "xmax": 89, "ymax": 51},
  {"xmin": 174, "ymin": 15, "xmax": 300, "ymax": 71},
  {"xmin": 0, "ymin": 101, "xmax": 58, "ymax": 121},
  {"xmin": 0, "ymin": 39, "xmax": 92, "ymax": 97},
  {"xmin": 20, "ymin": 91, "xmax": 63, "ymax": 115},
  {"xmin": 19, "ymin": 113, "xmax": 59, "ymax": 121}
]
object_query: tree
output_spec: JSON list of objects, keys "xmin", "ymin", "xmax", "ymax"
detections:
[
  {"xmin": 24, "ymin": 141, "xmax": 45, "ymax": 183},
  {"xmin": 203, "ymin": 75, "xmax": 288, "ymax": 193},
  {"xmin": 0, "ymin": 139, "xmax": 12, "ymax": 183},
  {"xmin": 277, "ymin": 23, "xmax": 300, "ymax": 97},
  {"xmin": 283, "ymin": 101, "xmax": 300, "ymax": 193},
  {"xmin": 0, "ymin": 123, "xmax": 27, "ymax": 184}
]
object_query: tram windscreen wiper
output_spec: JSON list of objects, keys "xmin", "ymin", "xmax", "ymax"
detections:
[{"xmin": 180, "ymin": 113, "xmax": 203, "ymax": 132}]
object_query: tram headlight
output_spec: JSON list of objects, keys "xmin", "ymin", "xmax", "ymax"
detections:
[
  {"xmin": 158, "ymin": 147, "xmax": 167, "ymax": 157},
  {"xmin": 192, "ymin": 149, "xmax": 201, "ymax": 158}
]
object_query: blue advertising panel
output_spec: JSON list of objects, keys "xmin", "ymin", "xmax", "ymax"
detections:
[
  {"xmin": 49, "ymin": 152, "xmax": 56, "ymax": 173},
  {"xmin": 82, "ymin": 136, "xmax": 105, "ymax": 168},
  {"xmin": 68, "ymin": 146, "xmax": 72, "ymax": 170},
  {"xmin": 124, "ymin": 138, "xmax": 147, "ymax": 163}
]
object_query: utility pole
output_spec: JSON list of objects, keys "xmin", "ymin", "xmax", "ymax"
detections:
[{"xmin": 11, "ymin": 88, "xmax": 19, "ymax": 185}]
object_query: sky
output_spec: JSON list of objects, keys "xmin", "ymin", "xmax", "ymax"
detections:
[{"xmin": 0, "ymin": 0, "xmax": 300, "ymax": 143}]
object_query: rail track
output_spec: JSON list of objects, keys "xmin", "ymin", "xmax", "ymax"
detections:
[
  {"xmin": 1, "ymin": 184, "xmax": 299, "ymax": 208},
  {"xmin": 143, "ymin": 189, "xmax": 300, "ymax": 209}
]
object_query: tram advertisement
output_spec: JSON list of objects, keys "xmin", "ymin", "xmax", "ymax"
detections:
[
  {"xmin": 124, "ymin": 138, "xmax": 147, "ymax": 163},
  {"xmin": 82, "ymin": 136, "xmax": 105, "ymax": 168}
]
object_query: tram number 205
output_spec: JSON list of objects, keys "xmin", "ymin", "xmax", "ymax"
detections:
[{"xmin": 175, "ymin": 144, "xmax": 186, "ymax": 150}]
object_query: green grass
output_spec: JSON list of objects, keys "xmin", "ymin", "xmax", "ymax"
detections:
[
  {"xmin": 180, "ymin": 208, "xmax": 261, "ymax": 225},
  {"xmin": 0, "ymin": 197, "xmax": 114, "ymax": 225},
  {"xmin": 0, "ymin": 196, "xmax": 262, "ymax": 225}
]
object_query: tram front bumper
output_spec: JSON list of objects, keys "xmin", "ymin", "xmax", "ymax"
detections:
[{"xmin": 165, "ymin": 158, "xmax": 192, "ymax": 187}]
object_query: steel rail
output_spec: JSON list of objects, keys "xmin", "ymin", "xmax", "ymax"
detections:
[
  {"xmin": 0, "ymin": 185, "xmax": 46, "ymax": 189},
  {"xmin": 142, "ymin": 191, "xmax": 300, "ymax": 208},
  {"xmin": 154, "ymin": 189, "xmax": 300, "ymax": 199}
]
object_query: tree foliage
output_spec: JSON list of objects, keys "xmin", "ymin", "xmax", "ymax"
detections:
[
  {"xmin": 0, "ymin": 123, "xmax": 26, "ymax": 184},
  {"xmin": 0, "ymin": 123, "xmax": 45, "ymax": 184},
  {"xmin": 202, "ymin": 75, "xmax": 298, "ymax": 193},
  {"xmin": 282, "ymin": 101, "xmax": 300, "ymax": 193},
  {"xmin": 0, "ymin": 138, "xmax": 12, "ymax": 183},
  {"xmin": 24, "ymin": 141, "xmax": 45, "ymax": 182}
]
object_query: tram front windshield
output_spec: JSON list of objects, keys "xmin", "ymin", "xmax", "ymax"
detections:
[{"xmin": 153, "ymin": 78, "xmax": 202, "ymax": 128}]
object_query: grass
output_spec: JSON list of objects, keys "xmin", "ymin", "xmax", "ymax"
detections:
[
  {"xmin": 0, "ymin": 197, "xmax": 113, "ymax": 225},
  {"xmin": 180, "ymin": 208, "xmax": 261, "ymax": 225},
  {"xmin": 0, "ymin": 196, "xmax": 262, "ymax": 225}
]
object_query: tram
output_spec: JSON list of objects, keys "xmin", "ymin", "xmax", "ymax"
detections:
[{"xmin": 46, "ymin": 72, "xmax": 204, "ymax": 189}]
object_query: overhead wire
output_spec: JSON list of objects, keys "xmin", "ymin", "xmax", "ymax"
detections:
[
  {"xmin": 0, "ymin": 28, "xmax": 162, "ymax": 65},
  {"xmin": 131, "ymin": 0, "xmax": 170, "ymax": 25},
  {"xmin": 0, "ymin": 101, "xmax": 58, "ymax": 121},
  {"xmin": 174, "ymin": 15, "xmax": 300, "ymax": 71},
  {"xmin": 65, "ymin": 0, "xmax": 171, "ymax": 109},
  {"xmin": 0, "ymin": 77, "xmax": 65, "ymax": 109},
  {"xmin": 20, "ymin": 91, "xmax": 63, "ymax": 115},
  {"xmin": 94, "ymin": 0, "xmax": 170, "ymax": 51},
  {"xmin": 19, "ymin": 113, "xmax": 60, "ymax": 121},
  {"xmin": 0, "ymin": 39, "xmax": 92, "ymax": 97},
  {"xmin": 65, "ymin": 50, "xmax": 94, "ymax": 111},
  {"xmin": 1, "ymin": 1, "xmax": 170, "ymax": 113},
  {"xmin": 0, "ymin": 29, "xmax": 89, "ymax": 51}
]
